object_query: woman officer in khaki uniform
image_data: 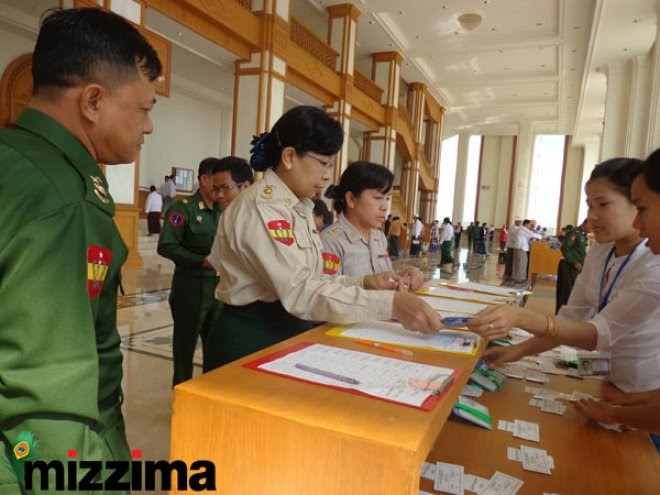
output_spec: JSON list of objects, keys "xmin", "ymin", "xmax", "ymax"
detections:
[
  {"xmin": 321, "ymin": 161, "xmax": 424, "ymax": 290},
  {"xmin": 203, "ymin": 106, "xmax": 442, "ymax": 371}
]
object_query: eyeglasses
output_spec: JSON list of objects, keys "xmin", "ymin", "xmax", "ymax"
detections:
[
  {"xmin": 304, "ymin": 153, "xmax": 335, "ymax": 170},
  {"xmin": 212, "ymin": 183, "xmax": 243, "ymax": 194}
]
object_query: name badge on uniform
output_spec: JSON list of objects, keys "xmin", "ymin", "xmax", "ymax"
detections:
[{"xmin": 196, "ymin": 215, "xmax": 203, "ymax": 224}]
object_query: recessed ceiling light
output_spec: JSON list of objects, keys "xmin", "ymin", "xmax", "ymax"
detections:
[
  {"xmin": 573, "ymin": 26, "xmax": 580, "ymax": 30},
  {"xmin": 416, "ymin": 35, "xmax": 422, "ymax": 39},
  {"xmin": 633, "ymin": 19, "xmax": 641, "ymax": 23},
  {"xmin": 498, "ymin": 49, "xmax": 503, "ymax": 53},
  {"xmin": 388, "ymin": 43, "xmax": 393, "ymax": 47},
  {"xmin": 454, "ymin": 31, "xmax": 459, "ymax": 35},
  {"xmin": 442, "ymin": 5, "xmax": 447, "ymax": 9},
  {"xmin": 369, "ymin": 20, "xmax": 375, "ymax": 25},
  {"xmin": 570, "ymin": 68, "xmax": 575, "ymax": 71},
  {"xmin": 622, "ymin": 47, "xmax": 628, "ymax": 51},
  {"xmin": 540, "ymin": 64, "xmax": 546, "ymax": 67},
  {"xmin": 536, "ymin": 22, "xmax": 542, "ymax": 26},
  {"xmin": 399, "ymin": 10, "xmax": 405, "ymax": 14},
  {"xmin": 504, "ymin": 66, "xmax": 508, "ymax": 70},
  {"xmin": 513, "ymin": 94, "xmax": 518, "ymax": 96},
  {"xmin": 571, "ymin": 49, "xmax": 577, "ymax": 53}
]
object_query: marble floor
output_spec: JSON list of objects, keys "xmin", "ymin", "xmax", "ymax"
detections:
[{"xmin": 118, "ymin": 234, "xmax": 556, "ymax": 494}]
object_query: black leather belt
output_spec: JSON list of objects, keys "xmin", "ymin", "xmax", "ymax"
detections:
[{"xmin": 98, "ymin": 389, "xmax": 120, "ymax": 412}]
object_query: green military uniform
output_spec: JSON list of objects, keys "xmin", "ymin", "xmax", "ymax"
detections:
[
  {"xmin": 157, "ymin": 190, "xmax": 221, "ymax": 386},
  {"xmin": 0, "ymin": 109, "xmax": 130, "ymax": 493},
  {"xmin": 555, "ymin": 227, "xmax": 587, "ymax": 313},
  {"xmin": 466, "ymin": 223, "xmax": 475, "ymax": 250}
]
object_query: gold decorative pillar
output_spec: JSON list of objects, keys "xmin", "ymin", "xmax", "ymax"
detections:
[
  {"xmin": 232, "ymin": 0, "xmax": 289, "ymax": 158},
  {"xmin": 326, "ymin": 4, "xmax": 359, "ymax": 181},
  {"xmin": 365, "ymin": 52, "xmax": 402, "ymax": 173}
]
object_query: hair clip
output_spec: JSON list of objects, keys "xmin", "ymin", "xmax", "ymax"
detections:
[{"xmin": 250, "ymin": 132, "xmax": 269, "ymax": 154}]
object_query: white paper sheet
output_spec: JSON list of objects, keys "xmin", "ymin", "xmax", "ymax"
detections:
[
  {"xmin": 513, "ymin": 419, "xmax": 540, "ymax": 442},
  {"xmin": 258, "ymin": 343, "xmax": 454, "ymax": 408},
  {"xmin": 463, "ymin": 473, "xmax": 489, "ymax": 493},
  {"xmin": 334, "ymin": 320, "xmax": 479, "ymax": 354},
  {"xmin": 520, "ymin": 445, "xmax": 551, "ymax": 474},
  {"xmin": 420, "ymin": 462, "xmax": 437, "ymax": 480},
  {"xmin": 480, "ymin": 471, "xmax": 524, "ymax": 495},
  {"xmin": 452, "ymin": 281, "xmax": 529, "ymax": 297},
  {"xmin": 434, "ymin": 462, "xmax": 464, "ymax": 494},
  {"xmin": 419, "ymin": 295, "xmax": 490, "ymax": 314},
  {"xmin": 422, "ymin": 285, "xmax": 511, "ymax": 304}
]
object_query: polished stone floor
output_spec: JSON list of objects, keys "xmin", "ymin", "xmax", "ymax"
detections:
[{"xmin": 118, "ymin": 234, "xmax": 555, "ymax": 494}]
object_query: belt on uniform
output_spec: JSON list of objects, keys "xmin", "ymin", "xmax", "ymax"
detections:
[
  {"xmin": 98, "ymin": 389, "xmax": 120, "ymax": 412},
  {"xmin": 174, "ymin": 266, "xmax": 218, "ymax": 277}
]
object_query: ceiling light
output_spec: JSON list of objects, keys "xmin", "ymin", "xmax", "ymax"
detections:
[
  {"xmin": 536, "ymin": 22, "xmax": 542, "ymax": 26},
  {"xmin": 622, "ymin": 48, "xmax": 628, "ymax": 51},
  {"xmin": 176, "ymin": 31, "xmax": 183, "ymax": 36},
  {"xmin": 633, "ymin": 19, "xmax": 641, "ymax": 23},
  {"xmin": 458, "ymin": 13, "xmax": 482, "ymax": 31},
  {"xmin": 540, "ymin": 64, "xmax": 546, "ymax": 67},
  {"xmin": 369, "ymin": 20, "xmax": 375, "ymax": 25},
  {"xmin": 416, "ymin": 35, "xmax": 422, "ymax": 39},
  {"xmin": 399, "ymin": 10, "xmax": 405, "ymax": 14}
]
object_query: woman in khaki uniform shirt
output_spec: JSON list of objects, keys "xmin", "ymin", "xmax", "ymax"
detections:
[
  {"xmin": 321, "ymin": 161, "xmax": 424, "ymax": 290},
  {"xmin": 203, "ymin": 106, "xmax": 442, "ymax": 371}
]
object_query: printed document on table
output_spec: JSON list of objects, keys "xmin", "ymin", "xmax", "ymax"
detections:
[
  {"xmin": 453, "ymin": 281, "xmax": 530, "ymax": 297},
  {"xmin": 327, "ymin": 320, "xmax": 480, "ymax": 355},
  {"xmin": 420, "ymin": 285, "xmax": 511, "ymax": 304},
  {"xmin": 419, "ymin": 295, "xmax": 490, "ymax": 314},
  {"xmin": 257, "ymin": 343, "xmax": 455, "ymax": 408}
]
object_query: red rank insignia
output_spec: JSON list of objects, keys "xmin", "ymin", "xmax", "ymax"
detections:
[
  {"xmin": 168, "ymin": 211, "xmax": 185, "ymax": 228},
  {"xmin": 87, "ymin": 245, "xmax": 112, "ymax": 300},
  {"xmin": 267, "ymin": 220, "xmax": 294, "ymax": 246},
  {"xmin": 322, "ymin": 252, "xmax": 340, "ymax": 275}
]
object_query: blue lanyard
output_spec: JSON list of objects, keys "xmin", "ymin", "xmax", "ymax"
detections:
[{"xmin": 598, "ymin": 242, "xmax": 643, "ymax": 312}]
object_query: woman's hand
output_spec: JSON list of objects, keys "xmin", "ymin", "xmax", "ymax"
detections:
[
  {"xmin": 574, "ymin": 399, "xmax": 619, "ymax": 426},
  {"xmin": 364, "ymin": 272, "xmax": 400, "ymax": 290},
  {"xmin": 481, "ymin": 344, "xmax": 528, "ymax": 367},
  {"xmin": 467, "ymin": 305, "xmax": 524, "ymax": 340}
]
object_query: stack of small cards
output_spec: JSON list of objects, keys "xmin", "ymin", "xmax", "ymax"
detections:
[
  {"xmin": 529, "ymin": 397, "xmax": 567, "ymax": 415},
  {"xmin": 508, "ymin": 445, "xmax": 555, "ymax": 475}
]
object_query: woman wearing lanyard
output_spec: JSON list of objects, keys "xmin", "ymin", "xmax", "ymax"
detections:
[
  {"xmin": 572, "ymin": 150, "xmax": 660, "ymax": 442},
  {"xmin": 203, "ymin": 106, "xmax": 442, "ymax": 371},
  {"xmin": 320, "ymin": 161, "xmax": 424, "ymax": 290},
  {"xmin": 466, "ymin": 157, "xmax": 660, "ymax": 396}
]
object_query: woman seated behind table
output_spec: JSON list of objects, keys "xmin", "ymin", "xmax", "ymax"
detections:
[
  {"xmin": 467, "ymin": 157, "xmax": 660, "ymax": 398},
  {"xmin": 203, "ymin": 106, "xmax": 442, "ymax": 372},
  {"xmin": 320, "ymin": 161, "xmax": 424, "ymax": 291},
  {"xmin": 570, "ymin": 149, "xmax": 660, "ymax": 442}
]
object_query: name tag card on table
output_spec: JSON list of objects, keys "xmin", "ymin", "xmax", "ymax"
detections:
[{"xmin": 245, "ymin": 342, "xmax": 458, "ymax": 410}]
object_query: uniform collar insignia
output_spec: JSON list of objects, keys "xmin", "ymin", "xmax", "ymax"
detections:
[{"xmin": 90, "ymin": 176, "xmax": 110, "ymax": 204}]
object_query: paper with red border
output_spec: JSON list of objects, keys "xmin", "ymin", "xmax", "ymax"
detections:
[{"xmin": 243, "ymin": 342, "xmax": 460, "ymax": 411}]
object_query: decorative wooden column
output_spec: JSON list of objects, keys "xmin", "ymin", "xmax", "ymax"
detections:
[
  {"xmin": 365, "ymin": 52, "xmax": 402, "ymax": 173},
  {"xmin": 326, "ymin": 3, "xmax": 359, "ymax": 181},
  {"xmin": 232, "ymin": 0, "xmax": 289, "ymax": 158}
]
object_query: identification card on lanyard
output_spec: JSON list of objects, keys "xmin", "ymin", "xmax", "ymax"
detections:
[{"xmin": 598, "ymin": 242, "xmax": 643, "ymax": 312}]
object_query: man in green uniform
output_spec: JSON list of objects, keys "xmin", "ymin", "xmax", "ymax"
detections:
[
  {"xmin": 0, "ymin": 8, "xmax": 161, "ymax": 492},
  {"xmin": 555, "ymin": 224, "xmax": 587, "ymax": 313},
  {"xmin": 158, "ymin": 158, "xmax": 224, "ymax": 386},
  {"xmin": 466, "ymin": 221, "xmax": 475, "ymax": 250}
]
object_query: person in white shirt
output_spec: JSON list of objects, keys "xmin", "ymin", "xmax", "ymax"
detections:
[
  {"xmin": 144, "ymin": 185, "xmax": 163, "ymax": 235},
  {"xmin": 511, "ymin": 219, "xmax": 541, "ymax": 282},
  {"xmin": 410, "ymin": 216, "xmax": 424, "ymax": 256},
  {"xmin": 468, "ymin": 157, "xmax": 660, "ymax": 396},
  {"xmin": 570, "ymin": 149, "xmax": 660, "ymax": 448},
  {"xmin": 438, "ymin": 217, "xmax": 455, "ymax": 266}
]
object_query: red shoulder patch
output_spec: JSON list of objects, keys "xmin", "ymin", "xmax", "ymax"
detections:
[
  {"xmin": 87, "ymin": 245, "xmax": 112, "ymax": 299},
  {"xmin": 267, "ymin": 220, "xmax": 295, "ymax": 246},
  {"xmin": 168, "ymin": 211, "xmax": 186, "ymax": 228},
  {"xmin": 322, "ymin": 252, "xmax": 340, "ymax": 275}
]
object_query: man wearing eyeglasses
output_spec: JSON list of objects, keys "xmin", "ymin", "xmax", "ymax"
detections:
[{"xmin": 158, "ymin": 157, "xmax": 235, "ymax": 386}]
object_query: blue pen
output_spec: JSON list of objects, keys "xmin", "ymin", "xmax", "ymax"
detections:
[
  {"xmin": 442, "ymin": 316, "xmax": 472, "ymax": 327},
  {"xmin": 294, "ymin": 363, "xmax": 360, "ymax": 385}
]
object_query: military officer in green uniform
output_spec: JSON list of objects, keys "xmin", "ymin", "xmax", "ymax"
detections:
[
  {"xmin": 158, "ymin": 158, "xmax": 224, "ymax": 386},
  {"xmin": 0, "ymin": 8, "xmax": 161, "ymax": 492},
  {"xmin": 555, "ymin": 225, "xmax": 588, "ymax": 313}
]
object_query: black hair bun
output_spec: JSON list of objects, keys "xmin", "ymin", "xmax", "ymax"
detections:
[
  {"xmin": 250, "ymin": 132, "xmax": 269, "ymax": 171},
  {"xmin": 325, "ymin": 184, "xmax": 339, "ymax": 199}
]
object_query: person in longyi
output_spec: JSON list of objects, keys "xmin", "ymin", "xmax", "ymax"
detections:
[{"xmin": 203, "ymin": 106, "xmax": 442, "ymax": 372}]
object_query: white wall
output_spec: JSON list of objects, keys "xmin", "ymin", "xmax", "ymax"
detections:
[
  {"xmin": 140, "ymin": 89, "xmax": 231, "ymax": 189},
  {"xmin": 0, "ymin": 25, "xmax": 36, "ymax": 72}
]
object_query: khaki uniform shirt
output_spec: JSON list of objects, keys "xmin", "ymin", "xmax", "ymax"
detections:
[
  {"xmin": 214, "ymin": 169, "xmax": 393, "ymax": 322},
  {"xmin": 320, "ymin": 214, "xmax": 393, "ymax": 277}
]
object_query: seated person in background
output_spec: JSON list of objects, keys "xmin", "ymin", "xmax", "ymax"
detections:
[
  {"xmin": 321, "ymin": 161, "xmax": 424, "ymax": 291},
  {"xmin": 573, "ymin": 149, "xmax": 660, "ymax": 445},
  {"xmin": 467, "ymin": 157, "xmax": 660, "ymax": 397},
  {"xmin": 312, "ymin": 198, "xmax": 333, "ymax": 232}
]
